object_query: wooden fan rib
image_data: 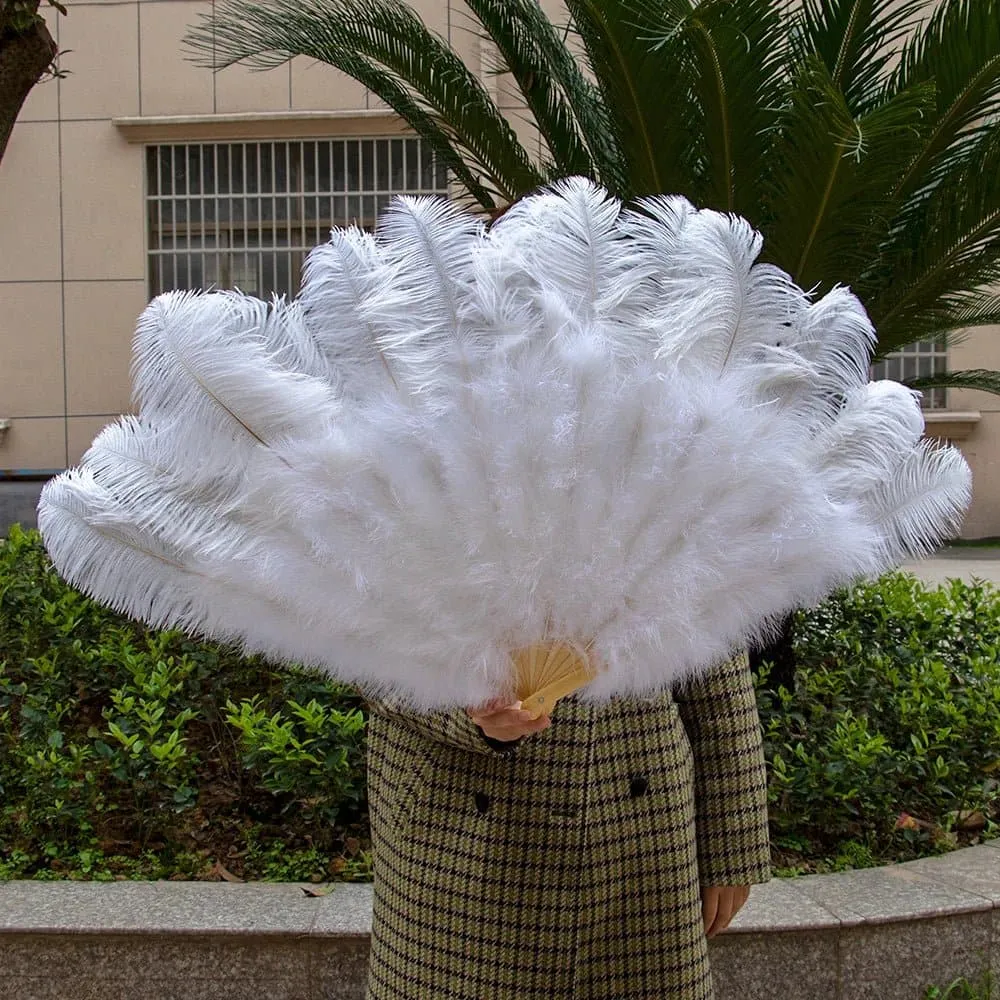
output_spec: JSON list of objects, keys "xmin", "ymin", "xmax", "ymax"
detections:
[{"xmin": 513, "ymin": 640, "xmax": 597, "ymax": 719}]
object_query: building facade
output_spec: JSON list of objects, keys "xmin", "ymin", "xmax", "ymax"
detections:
[{"xmin": 1, "ymin": 0, "xmax": 998, "ymax": 536}]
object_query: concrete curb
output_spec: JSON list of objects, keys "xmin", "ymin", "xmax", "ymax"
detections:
[{"xmin": 3, "ymin": 842, "xmax": 999, "ymax": 999}]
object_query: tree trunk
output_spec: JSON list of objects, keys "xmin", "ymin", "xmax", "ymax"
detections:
[{"xmin": 0, "ymin": 1, "xmax": 57, "ymax": 167}]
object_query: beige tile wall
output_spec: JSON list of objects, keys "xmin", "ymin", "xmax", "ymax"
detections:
[
  {"xmin": 139, "ymin": 2, "xmax": 215, "ymax": 117},
  {"xmin": 0, "ymin": 418, "xmax": 67, "ymax": 472},
  {"xmin": 0, "ymin": 0, "xmax": 998, "ymax": 535},
  {"xmin": 214, "ymin": 62, "xmax": 292, "ymax": 115},
  {"xmin": 949, "ymin": 330, "xmax": 1000, "ymax": 538},
  {"xmin": 956, "ymin": 410, "xmax": 1000, "ymax": 540},
  {"xmin": 67, "ymin": 415, "xmax": 119, "ymax": 465},
  {"xmin": 0, "ymin": 283, "xmax": 64, "ymax": 418},
  {"xmin": 60, "ymin": 122, "xmax": 145, "ymax": 281},
  {"xmin": 59, "ymin": 4, "xmax": 140, "ymax": 120},
  {"xmin": 0, "ymin": 122, "xmax": 62, "ymax": 281},
  {"xmin": 63, "ymin": 280, "xmax": 147, "ymax": 415},
  {"xmin": 291, "ymin": 59, "xmax": 367, "ymax": 112}
]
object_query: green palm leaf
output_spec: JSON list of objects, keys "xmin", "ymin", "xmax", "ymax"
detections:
[
  {"xmin": 872, "ymin": 294, "xmax": 1000, "ymax": 347},
  {"xmin": 944, "ymin": 291, "xmax": 1000, "ymax": 333},
  {"xmin": 793, "ymin": 0, "xmax": 927, "ymax": 113},
  {"xmin": 762, "ymin": 57, "xmax": 935, "ymax": 292},
  {"xmin": 889, "ymin": 0, "xmax": 1000, "ymax": 203},
  {"xmin": 641, "ymin": 0, "xmax": 787, "ymax": 217},
  {"xmin": 459, "ymin": 0, "xmax": 622, "ymax": 193},
  {"xmin": 868, "ymin": 130, "xmax": 1000, "ymax": 350},
  {"xmin": 183, "ymin": 0, "xmax": 543, "ymax": 207},
  {"xmin": 905, "ymin": 369, "xmax": 1000, "ymax": 397},
  {"xmin": 560, "ymin": 0, "xmax": 701, "ymax": 200}
]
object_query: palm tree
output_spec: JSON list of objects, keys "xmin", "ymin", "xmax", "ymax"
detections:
[
  {"xmin": 184, "ymin": 0, "xmax": 1000, "ymax": 400},
  {"xmin": 185, "ymin": 0, "xmax": 1000, "ymax": 685}
]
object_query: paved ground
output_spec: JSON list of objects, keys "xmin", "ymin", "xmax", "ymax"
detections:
[{"xmin": 900, "ymin": 548, "xmax": 1000, "ymax": 587}]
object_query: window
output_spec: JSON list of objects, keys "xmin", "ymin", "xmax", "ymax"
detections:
[
  {"xmin": 871, "ymin": 339, "xmax": 948, "ymax": 409},
  {"xmin": 145, "ymin": 138, "xmax": 450, "ymax": 299}
]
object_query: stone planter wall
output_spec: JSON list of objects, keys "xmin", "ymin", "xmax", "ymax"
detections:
[{"xmin": 3, "ymin": 842, "xmax": 1000, "ymax": 999}]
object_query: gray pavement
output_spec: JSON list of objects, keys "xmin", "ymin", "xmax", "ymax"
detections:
[
  {"xmin": 0, "ymin": 480, "xmax": 43, "ymax": 534},
  {"xmin": 900, "ymin": 549, "xmax": 1000, "ymax": 587}
]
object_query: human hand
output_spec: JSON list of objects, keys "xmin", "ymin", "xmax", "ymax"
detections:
[
  {"xmin": 466, "ymin": 698, "xmax": 552, "ymax": 741},
  {"xmin": 701, "ymin": 884, "xmax": 750, "ymax": 938}
]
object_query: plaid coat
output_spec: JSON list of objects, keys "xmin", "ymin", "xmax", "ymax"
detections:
[{"xmin": 362, "ymin": 651, "xmax": 771, "ymax": 1000}]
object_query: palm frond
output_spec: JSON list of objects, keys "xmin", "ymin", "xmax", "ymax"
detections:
[
  {"xmin": 457, "ymin": 0, "xmax": 623, "ymax": 194},
  {"xmin": 890, "ymin": 0, "xmax": 1000, "ymax": 203},
  {"xmin": 944, "ymin": 290, "xmax": 1000, "ymax": 331},
  {"xmin": 876, "ymin": 282, "xmax": 1000, "ymax": 352},
  {"xmin": 792, "ymin": 0, "xmax": 927, "ymax": 113},
  {"xmin": 640, "ymin": 0, "xmax": 787, "ymax": 217},
  {"xmin": 761, "ymin": 57, "xmax": 935, "ymax": 292},
  {"xmin": 867, "ymin": 129, "xmax": 1000, "ymax": 349},
  {"xmin": 560, "ymin": 0, "xmax": 701, "ymax": 200},
  {"xmin": 183, "ymin": 0, "xmax": 543, "ymax": 207},
  {"xmin": 905, "ymin": 369, "xmax": 1000, "ymax": 399},
  {"xmin": 869, "ymin": 291, "xmax": 1000, "ymax": 351},
  {"xmin": 869, "ymin": 286, "xmax": 1000, "ymax": 354}
]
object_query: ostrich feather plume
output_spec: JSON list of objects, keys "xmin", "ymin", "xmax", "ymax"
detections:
[{"xmin": 37, "ymin": 177, "xmax": 972, "ymax": 711}]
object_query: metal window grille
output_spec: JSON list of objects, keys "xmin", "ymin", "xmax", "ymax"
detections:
[
  {"xmin": 145, "ymin": 138, "xmax": 450, "ymax": 299},
  {"xmin": 871, "ymin": 339, "xmax": 948, "ymax": 409}
]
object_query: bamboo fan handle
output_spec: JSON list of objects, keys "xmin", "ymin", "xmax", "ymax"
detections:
[
  {"xmin": 519, "ymin": 670, "xmax": 593, "ymax": 720},
  {"xmin": 514, "ymin": 642, "xmax": 598, "ymax": 721}
]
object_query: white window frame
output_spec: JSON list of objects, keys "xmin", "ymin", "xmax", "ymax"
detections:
[
  {"xmin": 871, "ymin": 339, "xmax": 949, "ymax": 409},
  {"xmin": 145, "ymin": 137, "xmax": 451, "ymax": 300}
]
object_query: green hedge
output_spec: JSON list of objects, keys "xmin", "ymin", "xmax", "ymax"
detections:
[
  {"xmin": 0, "ymin": 524, "xmax": 369, "ymax": 881},
  {"xmin": 760, "ymin": 571, "xmax": 1000, "ymax": 873},
  {"xmin": 1, "ymin": 525, "xmax": 998, "ymax": 881}
]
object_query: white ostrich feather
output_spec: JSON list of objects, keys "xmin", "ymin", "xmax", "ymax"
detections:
[
  {"xmin": 259, "ymin": 294, "xmax": 335, "ymax": 383},
  {"xmin": 857, "ymin": 441, "xmax": 972, "ymax": 564},
  {"xmin": 38, "ymin": 470, "xmax": 293, "ymax": 650},
  {"xmin": 814, "ymin": 381, "xmax": 926, "ymax": 499},
  {"xmin": 38, "ymin": 177, "xmax": 972, "ymax": 711},
  {"xmin": 131, "ymin": 289, "xmax": 340, "ymax": 481},
  {"xmin": 297, "ymin": 226, "xmax": 398, "ymax": 394}
]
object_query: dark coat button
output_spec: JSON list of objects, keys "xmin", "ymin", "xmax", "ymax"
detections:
[
  {"xmin": 549, "ymin": 808, "xmax": 578, "ymax": 819},
  {"xmin": 474, "ymin": 792, "xmax": 490, "ymax": 814},
  {"xmin": 629, "ymin": 776, "xmax": 649, "ymax": 798}
]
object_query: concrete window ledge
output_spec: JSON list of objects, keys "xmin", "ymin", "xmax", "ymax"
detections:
[
  {"xmin": 923, "ymin": 410, "xmax": 982, "ymax": 441},
  {"xmin": 113, "ymin": 109, "xmax": 409, "ymax": 143},
  {"xmin": 2, "ymin": 841, "xmax": 1000, "ymax": 1000}
]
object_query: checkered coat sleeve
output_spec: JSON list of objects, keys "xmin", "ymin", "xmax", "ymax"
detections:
[
  {"xmin": 358, "ymin": 690, "xmax": 528, "ymax": 756},
  {"xmin": 362, "ymin": 652, "xmax": 771, "ymax": 1000},
  {"xmin": 673, "ymin": 650, "xmax": 772, "ymax": 887}
]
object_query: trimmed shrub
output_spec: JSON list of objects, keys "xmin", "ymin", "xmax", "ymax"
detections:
[
  {"xmin": 0, "ymin": 524, "xmax": 368, "ymax": 881},
  {"xmin": 2, "ymin": 524, "xmax": 998, "ymax": 880},
  {"xmin": 758, "ymin": 572, "xmax": 1000, "ymax": 873}
]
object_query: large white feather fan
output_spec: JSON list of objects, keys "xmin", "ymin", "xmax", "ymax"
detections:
[{"xmin": 37, "ymin": 177, "xmax": 972, "ymax": 714}]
